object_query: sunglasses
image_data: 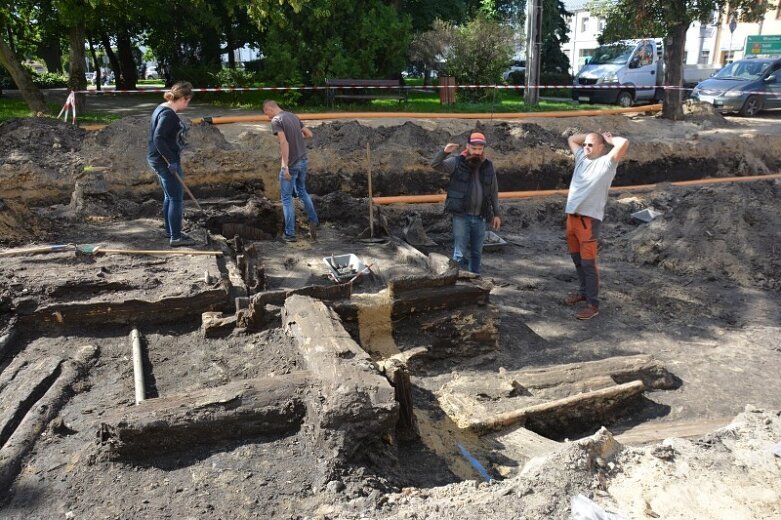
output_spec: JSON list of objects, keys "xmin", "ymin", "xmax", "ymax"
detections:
[{"xmin": 583, "ymin": 143, "xmax": 595, "ymax": 148}]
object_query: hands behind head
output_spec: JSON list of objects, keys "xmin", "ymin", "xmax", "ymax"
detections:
[
  {"xmin": 601, "ymin": 132, "xmax": 613, "ymax": 145},
  {"xmin": 444, "ymin": 143, "xmax": 460, "ymax": 154}
]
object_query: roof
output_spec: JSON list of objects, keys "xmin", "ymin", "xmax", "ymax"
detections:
[{"xmin": 562, "ymin": 0, "xmax": 589, "ymax": 11}]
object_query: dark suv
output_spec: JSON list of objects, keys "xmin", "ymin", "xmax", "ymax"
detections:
[{"xmin": 691, "ymin": 57, "xmax": 781, "ymax": 116}]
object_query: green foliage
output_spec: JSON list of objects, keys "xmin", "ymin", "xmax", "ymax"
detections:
[
  {"xmin": 170, "ymin": 64, "xmax": 221, "ymax": 88},
  {"xmin": 441, "ymin": 15, "xmax": 515, "ymax": 102},
  {"xmin": 258, "ymin": 0, "xmax": 412, "ymax": 85},
  {"xmin": 32, "ymin": 71, "xmax": 68, "ymax": 88},
  {"xmin": 209, "ymin": 68, "xmax": 257, "ymax": 87},
  {"xmin": 0, "ymin": 66, "xmax": 68, "ymax": 89},
  {"xmin": 541, "ymin": 0, "xmax": 571, "ymax": 74}
]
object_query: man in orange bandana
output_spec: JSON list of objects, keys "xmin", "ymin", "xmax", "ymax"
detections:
[{"xmin": 432, "ymin": 131, "xmax": 501, "ymax": 274}]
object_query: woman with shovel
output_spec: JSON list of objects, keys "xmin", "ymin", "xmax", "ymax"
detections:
[{"xmin": 147, "ymin": 81, "xmax": 195, "ymax": 247}]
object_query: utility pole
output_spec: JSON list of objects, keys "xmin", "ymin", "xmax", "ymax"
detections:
[{"xmin": 524, "ymin": 0, "xmax": 543, "ymax": 106}]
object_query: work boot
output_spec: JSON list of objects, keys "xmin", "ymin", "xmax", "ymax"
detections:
[
  {"xmin": 308, "ymin": 222, "xmax": 318, "ymax": 241},
  {"xmin": 282, "ymin": 234, "xmax": 297, "ymax": 243},
  {"xmin": 564, "ymin": 292, "xmax": 587, "ymax": 306},
  {"xmin": 170, "ymin": 233, "xmax": 196, "ymax": 247},
  {"xmin": 575, "ymin": 304, "xmax": 599, "ymax": 320}
]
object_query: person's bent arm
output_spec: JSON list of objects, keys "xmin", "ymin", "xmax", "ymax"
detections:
[
  {"xmin": 603, "ymin": 132, "xmax": 629, "ymax": 162},
  {"xmin": 567, "ymin": 133, "xmax": 587, "ymax": 155},
  {"xmin": 301, "ymin": 126, "xmax": 313, "ymax": 139},
  {"xmin": 432, "ymin": 143, "xmax": 459, "ymax": 174}
]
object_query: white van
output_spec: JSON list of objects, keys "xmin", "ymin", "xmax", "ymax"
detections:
[
  {"xmin": 573, "ymin": 39, "xmax": 718, "ymax": 106},
  {"xmin": 573, "ymin": 39, "xmax": 661, "ymax": 106}
]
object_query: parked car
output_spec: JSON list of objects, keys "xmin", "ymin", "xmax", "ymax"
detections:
[
  {"xmin": 145, "ymin": 67, "xmax": 159, "ymax": 80},
  {"xmin": 691, "ymin": 57, "xmax": 781, "ymax": 116},
  {"xmin": 503, "ymin": 60, "xmax": 526, "ymax": 81},
  {"xmin": 85, "ymin": 71, "xmax": 96, "ymax": 84},
  {"xmin": 572, "ymin": 39, "xmax": 720, "ymax": 107}
]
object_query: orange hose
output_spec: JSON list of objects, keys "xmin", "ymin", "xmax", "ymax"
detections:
[
  {"xmin": 81, "ymin": 105, "xmax": 662, "ymax": 130},
  {"xmin": 372, "ymin": 173, "xmax": 781, "ymax": 205}
]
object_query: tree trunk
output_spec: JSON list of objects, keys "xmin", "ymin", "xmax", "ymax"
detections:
[
  {"xmin": 87, "ymin": 37, "xmax": 101, "ymax": 91},
  {"xmin": 37, "ymin": 41, "xmax": 63, "ymax": 73},
  {"xmin": 225, "ymin": 23, "xmax": 236, "ymax": 69},
  {"xmin": 116, "ymin": 32, "xmax": 138, "ymax": 90},
  {"xmin": 0, "ymin": 28, "xmax": 47, "ymax": 113},
  {"xmin": 661, "ymin": 21, "xmax": 688, "ymax": 120},
  {"xmin": 100, "ymin": 33, "xmax": 121, "ymax": 86},
  {"xmin": 67, "ymin": 21, "xmax": 88, "ymax": 114}
]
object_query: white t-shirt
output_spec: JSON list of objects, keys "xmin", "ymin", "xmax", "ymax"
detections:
[{"xmin": 565, "ymin": 148, "xmax": 618, "ymax": 221}]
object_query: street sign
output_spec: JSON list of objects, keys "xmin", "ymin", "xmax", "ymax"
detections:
[
  {"xmin": 746, "ymin": 35, "xmax": 781, "ymax": 55},
  {"xmin": 728, "ymin": 15, "xmax": 737, "ymax": 34}
]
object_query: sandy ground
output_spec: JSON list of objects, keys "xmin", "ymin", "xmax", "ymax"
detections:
[{"xmin": 1, "ymin": 109, "xmax": 780, "ymax": 519}]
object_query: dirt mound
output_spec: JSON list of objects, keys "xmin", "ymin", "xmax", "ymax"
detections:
[
  {"xmin": 627, "ymin": 180, "xmax": 781, "ymax": 290},
  {"xmin": 80, "ymin": 115, "xmax": 233, "ymax": 181},
  {"xmin": 683, "ymin": 99, "xmax": 736, "ymax": 128},
  {"xmin": 333, "ymin": 409, "xmax": 781, "ymax": 520},
  {"xmin": 0, "ymin": 198, "xmax": 51, "ymax": 246},
  {"xmin": 0, "ymin": 118, "xmax": 86, "ymax": 201},
  {"xmin": 0, "ymin": 117, "xmax": 85, "ymax": 157}
]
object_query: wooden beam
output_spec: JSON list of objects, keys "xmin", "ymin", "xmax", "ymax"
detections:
[
  {"xmin": 0, "ymin": 346, "xmax": 97, "ymax": 493},
  {"xmin": 468, "ymin": 380, "xmax": 646, "ymax": 434},
  {"xmin": 98, "ymin": 372, "xmax": 311, "ymax": 458},
  {"xmin": 20, "ymin": 287, "xmax": 229, "ymax": 327}
]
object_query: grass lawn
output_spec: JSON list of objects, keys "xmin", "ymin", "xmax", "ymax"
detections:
[
  {"xmin": 204, "ymin": 86, "xmax": 604, "ymax": 113},
  {"xmin": 0, "ymin": 97, "xmax": 122, "ymax": 124}
]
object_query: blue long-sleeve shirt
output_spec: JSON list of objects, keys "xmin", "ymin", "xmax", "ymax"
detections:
[{"xmin": 147, "ymin": 104, "xmax": 185, "ymax": 166}]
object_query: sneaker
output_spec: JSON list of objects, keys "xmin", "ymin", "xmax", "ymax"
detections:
[
  {"xmin": 564, "ymin": 292, "xmax": 587, "ymax": 306},
  {"xmin": 170, "ymin": 233, "xmax": 197, "ymax": 247},
  {"xmin": 576, "ymin": 304, "xmax": 599, "ymax": 320},
  {"xmin": 308, "ymin": 222, "xmax": 318, "ymax": 240},
  {"xmin": 282, "ymin": 234, "xmax": 297, "ymax": 243}
]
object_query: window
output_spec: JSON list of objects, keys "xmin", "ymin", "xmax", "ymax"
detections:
[
  {"xmin": 581, "ymin": 17, "xmax": 589, "ymax": 33},
  {"xmin": 699, "ymin": 50, "xmax": 710, "ymax": 64},
  {"xmin": 598, "ymin": 19, "xmax": 606, "ymax": 32}
]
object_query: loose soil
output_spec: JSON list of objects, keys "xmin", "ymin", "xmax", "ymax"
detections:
[{"xmin": 1, "ymin": 110, "xmax": 780, "ymax": 519}]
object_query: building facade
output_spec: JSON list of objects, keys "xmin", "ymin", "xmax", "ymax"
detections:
[{"xmin": 562, "ymin": 0, "xmax": 781, "ymax": 74}]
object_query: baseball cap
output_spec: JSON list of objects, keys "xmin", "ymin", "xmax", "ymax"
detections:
[{"xmin": 468, "ymin": 132, "xmax": 487, "ymax": 145}]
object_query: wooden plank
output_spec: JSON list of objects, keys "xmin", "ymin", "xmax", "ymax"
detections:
[
  {"xmin": 20, "ymin": 287, "xmax": 229, "ymax": 327},
  {"xmin": 391, "ymin": 283, "xmax": 490, "ymax": 316},
  {"xmin": 98, "ymin": 372, "xmax": 311, "ymax": 458},
  {"xmin": 614, "ymin": 416, "xmax": 733, "ymax": 445},
  {"xmin": 468, "ymin": 381, "xmax": 647, "ymax": 433},
  {"xmin": 485, "ymin": 426, "xmax": 560, "ymax": 477},
  {"xmin": 0, "ymin": 357, "xmax": 62, "ymax": 447},
  {"xmin": 0, "ymin": 346, "xmax": 97, "ymax": 493},
  {"xmin": 511, "ymin": 354, "xmax": 676, "ymax": 391}
]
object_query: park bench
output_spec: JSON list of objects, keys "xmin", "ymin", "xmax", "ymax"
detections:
[{"xmin": 325, "ymin": 79, "xmax": 407, "ymax": 106}]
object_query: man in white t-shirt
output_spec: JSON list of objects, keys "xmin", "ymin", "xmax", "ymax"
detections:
[{"xmin": 563, "ymin": 131, "xmax": 630, "ymax": 320}]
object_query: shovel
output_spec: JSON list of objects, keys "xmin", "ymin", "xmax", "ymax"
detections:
[{"xmin": 75, "ymin": 244, "xmax": 222, "ymax": 256}]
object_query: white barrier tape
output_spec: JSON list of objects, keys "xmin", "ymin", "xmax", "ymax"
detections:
[{"xmin": 69, "ymin": 84, "xmax": 779, "ymax": 96}]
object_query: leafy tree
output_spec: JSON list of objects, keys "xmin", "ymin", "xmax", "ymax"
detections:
[
  {"xmin": 442, "ymin": 15, "xmax": 515, "ymax": 101},
  {"xmin": 589, "ymin": 0, "xmax": 776, "ymax": 120},
  {"xmin": 0, "ymin": 2, "xmax": 46, "ymax": 111},
  {"xmin": 409, "ymin": 19, "xmax": 453, "ymax": 85},
  {"xmin": 255, "ymin": 0, "xmax": 412, "ymax": 86},
  {"xmin": 541, "ymin": 0, "xmax": 571, "ymax": 75}
]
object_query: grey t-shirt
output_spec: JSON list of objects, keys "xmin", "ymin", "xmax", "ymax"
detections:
[
  {"xmin": 565, "ymin": 148, "xmax": 618, "ymax": 221},
  {"xmin": 270, "ymin": 111, "xmax": 306, "ymax": 167}
]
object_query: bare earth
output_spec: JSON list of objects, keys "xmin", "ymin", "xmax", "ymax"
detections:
[{"xmin": 0, "ymin": 106, "xmax": 780, "ymax": 519}]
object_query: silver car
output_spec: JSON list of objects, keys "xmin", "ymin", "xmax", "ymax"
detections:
[{"xmin": 691, "ymin": 57, "xmax": 781, "ymax": 116}]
